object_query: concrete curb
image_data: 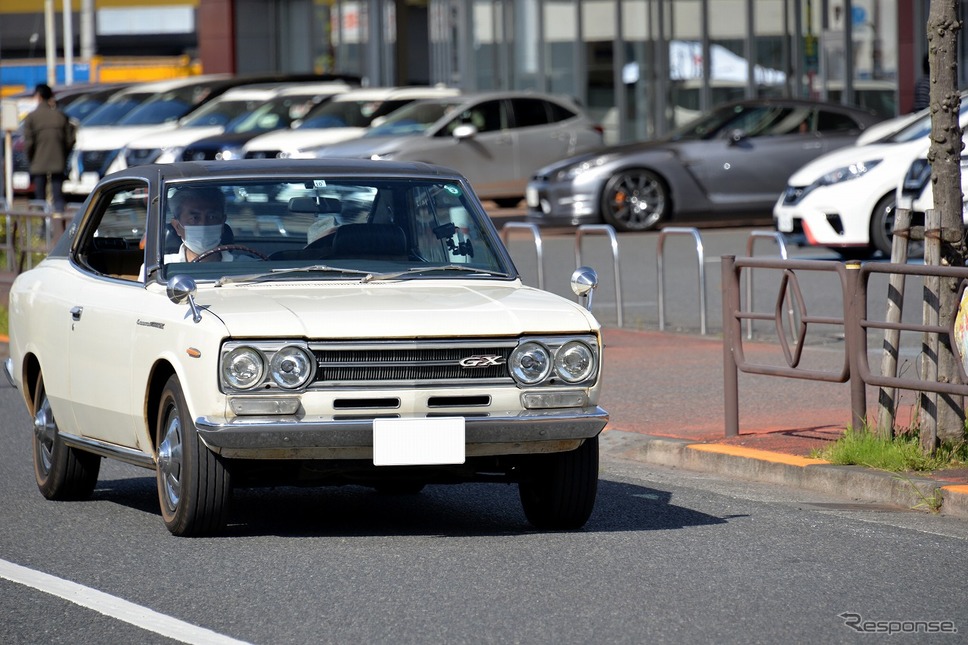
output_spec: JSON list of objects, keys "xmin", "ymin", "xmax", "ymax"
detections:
[{"xmin": 601, "ymin": 430, "xmax": 968, "ymax": 519}]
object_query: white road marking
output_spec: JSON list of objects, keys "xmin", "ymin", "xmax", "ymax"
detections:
[{"xmin": 0, "ymin": 558, "xmax": 252, "ymax": 645}]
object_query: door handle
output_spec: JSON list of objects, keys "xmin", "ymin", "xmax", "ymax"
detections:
[{"xmin": 70, "ymin": 306, "xmax": 83, "ymax": 321}]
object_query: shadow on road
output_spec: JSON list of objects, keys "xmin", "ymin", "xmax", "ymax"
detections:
[{"xmin": 90, "ymin": 475, "xmax": 733, "ymax": 538}]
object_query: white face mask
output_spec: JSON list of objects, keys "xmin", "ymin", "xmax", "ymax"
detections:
[{"xmin": 182, "ymin": 224, "xmax": 222, "ymax": 255}]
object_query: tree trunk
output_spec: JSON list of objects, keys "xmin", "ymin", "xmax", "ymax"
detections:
[{"xmin": 923, "ymin": 1, "xmax": 966, "ymax": 450}]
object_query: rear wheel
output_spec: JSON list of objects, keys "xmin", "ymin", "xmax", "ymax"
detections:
[
  {"xmin": 156, "ymin": 375, "xmax": 231, "ymax": 536},
  {"xmin": 519, "ymin": 436, "xmax": 599, "ymax": 530},
  {"xmin": 32, "ymin": 372, "xmax": 100, "ymax": 500},
  {"xmin": 601, "ymin": 169, "xmax": 669, "ymax": 232}
]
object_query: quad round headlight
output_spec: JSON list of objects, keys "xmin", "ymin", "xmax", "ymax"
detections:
[
  {"xmin": 222, "ymin": 347, "xmax": 265, "ymax": 390},
  {"xmin": 269, "ymin": 346, "xmax": 315, "ymax": 389},
  {"xmin": 553, "ymin": 341, "xmax": 595, "ymax": 383},
  {"xmin": 509, "ymin": 342, "xmax": 552, "ymax": 385}
]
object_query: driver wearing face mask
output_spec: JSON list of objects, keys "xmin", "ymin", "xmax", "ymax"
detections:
[{"xmin": 165, "ymin": 186, "xmax": 234, "ymax": 264}]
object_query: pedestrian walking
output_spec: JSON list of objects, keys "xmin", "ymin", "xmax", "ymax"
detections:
[
  {"xmin": 23, "ymin": 83, "xmax": 75, "ymax": 214},
  {"xmin": 912, "ymin": 53, "xmax": 930, "ymax": 112}
]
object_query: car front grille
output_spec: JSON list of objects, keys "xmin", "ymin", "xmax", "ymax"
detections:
[
  {"xmin": 245, "ymin": 150, "xmax": 281, "ymax": 159},
  {"xmin": 182, "ymin": 146, "xmax": 218, "ymax": 161},
  {"xmin": 78, "ymin": 150, "xmax": 113, "ymax": 176},
  {"xmin": 310, "ymin": 340, "xmax": 516, "ymax": 387},
  {"xmin": 125, "ymin": 148, "xmax": 158, "ymax": 166}
]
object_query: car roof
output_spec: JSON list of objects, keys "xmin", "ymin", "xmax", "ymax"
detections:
[
  {"xmin": 330, "ymin": 86, "xmax": 460, "ymax": 102},
  {"xmin": 706, "ymin": 97, "xmax": 883, "ymax": 124},
  {"xmin": 105, "ymin": 158, "xmax": 465, "ymax": 182}
]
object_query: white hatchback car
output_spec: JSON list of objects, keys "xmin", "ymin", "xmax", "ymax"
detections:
[
  {"xmin": 774, "ymin": 103, "xmax": 968, "ymax": 256},
  {"xmin": 6, "ymin": 158, "xmax": 607, "ymax": 536}
]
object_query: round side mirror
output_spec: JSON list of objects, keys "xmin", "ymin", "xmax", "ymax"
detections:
[
  {"xmin": 167, "ymin": 274, "xmax": 197, "ymax": 305},
  {"xmin": 570, "ymin": 266, "xmax": 598, "ymax": 298}
]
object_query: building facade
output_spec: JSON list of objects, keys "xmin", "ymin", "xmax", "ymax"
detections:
[{"xmin": 0, "ymin": 0, "xmax": 955, "ymax": 144}]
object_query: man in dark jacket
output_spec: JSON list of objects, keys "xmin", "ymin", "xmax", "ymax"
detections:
[{"xmin": 23, "ymin": 83, "xmax": 75, "ymax": 213}]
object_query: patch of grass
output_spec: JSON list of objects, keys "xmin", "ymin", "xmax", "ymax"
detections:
[
  {"xmin": 814, "ymin": 426, "xmax": 968, "ymax": 472},
  {"xmin": 0, "ymin": 304, "xmax": 7, "ymax": 338}
]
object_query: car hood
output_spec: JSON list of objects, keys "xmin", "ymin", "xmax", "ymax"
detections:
[
  {"xmin": 193, "ymin": 280, "xmax": 599, "ymax": 338},
  {"xmin": 126, "ymin": 126, "xmax": 225, "ymax": 150},
  {"xmin": 75, "ymin": 124, "xmax": 179, "ymax": 151},
  {"xmin": 314, "ymin": 135, "xmax": 424, "ymax": 158},
  {"xmin": 786, "ymin": 139, "xmax": 926, "ymax": 185},
  {"xmin": 244, "ymin": 127, "xmax": 367, "ymax": 153}
]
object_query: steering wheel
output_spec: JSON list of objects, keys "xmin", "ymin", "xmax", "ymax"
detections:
[{"xmin": 192, "ymin": 244, "xmax": 269, "ymax": 262}]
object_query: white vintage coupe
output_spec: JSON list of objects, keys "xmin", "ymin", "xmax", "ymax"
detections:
[{"xmin": 6, "ymin": 159, "xmax": 607, "ymax": 536}]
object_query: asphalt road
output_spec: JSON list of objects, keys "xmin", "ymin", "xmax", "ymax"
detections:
[{"xmin": 1, "ymin": 383, "xmax": 966, "ymax": 645}]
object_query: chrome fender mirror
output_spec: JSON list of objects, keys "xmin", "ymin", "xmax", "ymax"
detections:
[
  {"xmin": 570, "ymin": 266, "xmax": 598, "ymax": 311},
  {"xmin": 167, "ymin": 274, "xmax": 203, "ymax": 323}
]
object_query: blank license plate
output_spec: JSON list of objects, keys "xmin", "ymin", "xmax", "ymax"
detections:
[
  {"xmin": 12, "ymin": 172, "xmax": 29, "ymax": 190},
  {"xmin": 373, "ymin": 417, "xmax": 465, "ymax": 466}
]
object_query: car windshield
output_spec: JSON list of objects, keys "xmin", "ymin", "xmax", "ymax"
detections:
[
  {"xmin": 118, "ymin": 85, "xmax": 216, "ymax": 126},
  {"xmin": 887, "ymin": 100, "xmax": 968, "ymax": 144},
  {"xmin": 82, "ymin": 92, "xmax": 154, "ymax": 126},
  {"xmin": 152, "ymin": 176, "xmax": 512, "ymax": 283},
  {"xmin": 365, "ymin": 100, "xmax": 459, "ymax": 137},
  {"xmin": 667, "ymin": 103, "xmax": 814, "ymax": 141},
  {"xmin": 180, "ymin": 98, "xmax": 269, "ymax": 128},
  {"xmin": 225, "ymin": 94, "xmax": 321, "ymax": 133},
  {"xmin": 296, "ymin": 98, "xmax": 407, "ymax": 129}
]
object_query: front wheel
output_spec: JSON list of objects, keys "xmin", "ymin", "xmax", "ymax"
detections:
[
  {"xmin": 600, "ymin": 169, "xmax": 669, "ymax": 232},
  {"xmin": 32, "ymin": 372, "xmax": 100, "ymax": 500},
  {"xmin": 156, "ymin": 375, "xmax": 231, "ymax": 536},
  {"xmin": 519, "ymin": 436, "xmax": 599, "ymax": 530}
]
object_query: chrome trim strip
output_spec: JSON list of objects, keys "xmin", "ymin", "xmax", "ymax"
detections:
[
  {"xmin": 194, "ymin": 407, "xmax": 608, "ymax": 459},
  {"xmin": 60, "ymin": 433, "xmax": 155, "ymax": 469}
]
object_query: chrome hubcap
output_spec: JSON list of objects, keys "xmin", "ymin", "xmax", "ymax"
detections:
[
  {"xmin": 158, "ymin": 411, "xmax": 183, "ymax": 510},
  {"xmin": 33, "ymin": 395, "xmax": 56, "ymax": 473}
]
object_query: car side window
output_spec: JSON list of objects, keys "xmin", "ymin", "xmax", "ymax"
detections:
[
  {"xmin": 447, "ymin": 100, "xmax": 504, "ymax": 134},
  {"xmin": 816, "ymin": 110, "xmax": 862, "ymax": 133},
  {"xmin": 74, "ymin": 183, "xmax": 149, "ymax": 282},
  {"xmin": 547, "ymin": 101, "xmax": 578, "ymax": 123},
  {"xmin": 511, "ymin": 98, "xmax": 551, "ymax": 128}
]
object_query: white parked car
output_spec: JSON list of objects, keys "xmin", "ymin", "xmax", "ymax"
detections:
[
  {"xmin": 62, "ymin": 75, "xmax": 234, "ymax": 196},
  {"xmin": 896, "ymin": 132, "xmax": 968, "ymax": 222},
  {"xmin": 6, "ymin": 158, "xmax": 607, "ymax": 536},
  {"xmin": 241, "ymin": 86, "xmax": 460, "ymax": 159},
  {"xmin": 774, "ymin": 102, "xmax": 968, "ymax": 256}
]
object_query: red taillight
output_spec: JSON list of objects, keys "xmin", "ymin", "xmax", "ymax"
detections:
[{"xmin": 592, "ymin": 124, "xmax": 604, "ymax": 136}]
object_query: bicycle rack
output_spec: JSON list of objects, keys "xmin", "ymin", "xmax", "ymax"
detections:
[
  {"xmin": 657, "ymin": 227, "xmax": 707, "ymax": 335},
  {"xmin": 499, "ymin": 222, "xmax": 545, "ymax": 290},
  {"xmin": 575, "ymin": 224, "xmax": 623, "ymax": 327},
  {"xmin": 744, "ymin": 230, "xmax": 794, "ymax": 340}
]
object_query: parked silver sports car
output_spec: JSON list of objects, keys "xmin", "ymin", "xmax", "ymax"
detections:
[{"xmin": 525, "ymin": 98, "xmax": 884, "ymax": 232}]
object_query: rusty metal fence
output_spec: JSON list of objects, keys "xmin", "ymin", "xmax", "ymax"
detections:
[
  {"xmin": 721, "ymin": 254, "xmax": 968, "ymax": 437},
  {"xmin": 0, "ymin": 201, "xmax": 76, "ymax": 273}
]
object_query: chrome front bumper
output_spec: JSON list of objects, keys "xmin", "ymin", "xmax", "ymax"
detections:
[{"xmin": 195, "ymin": 406, "xmax": 609, "ymax": 459}]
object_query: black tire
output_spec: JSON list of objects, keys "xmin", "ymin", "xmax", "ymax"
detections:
[
  {"xmin": 519, "ymin": 436, "xmax": 599, "ymax": 530},
  {"xmin": 32, "ymin": 373, "xmax": 100, "ymax": 500},
  {"xmin": 156, "ymin": 375, "xmax": 231, "ymax": 536},
  {"xmin": 869, "ymin": 193, "xmax": 900, "ymax": 257},
  {"xmin": 600, "ymin": 169, "xmax": 669, "ymax": 232}
]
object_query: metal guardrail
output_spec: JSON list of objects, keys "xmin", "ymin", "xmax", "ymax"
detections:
[
  {"xmin": 574, "ymin": 224, "xmax": 623, "ymax": 327},
  {"xmin": 721, "ymin": 254, "xmax": 968, "ymax": 437},
  {"xmin": 499, "ymin": 222, "xmax": 545, "ymax": 290},
  {"xmin": 657, "ymin": 227, "xmax": 707, "ymax": 335}
]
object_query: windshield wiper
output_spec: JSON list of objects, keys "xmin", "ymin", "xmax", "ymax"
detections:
[
  {"xmin": 360, "ymin": 264, "xmax": 510, "ymax": 283},
  {"xmin": 216, "ymin": 265, "xmax": 374, "ymax": 286}
]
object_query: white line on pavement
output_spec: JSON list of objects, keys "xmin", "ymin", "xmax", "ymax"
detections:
[{"xmin": 0, "ymin": 558, "xmax": 252, "ymax": 645}]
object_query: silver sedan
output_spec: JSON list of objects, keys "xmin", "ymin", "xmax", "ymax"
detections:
[{"xmin": 525, "ymin": 98, "xmax": 884, "ymax": 232}]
